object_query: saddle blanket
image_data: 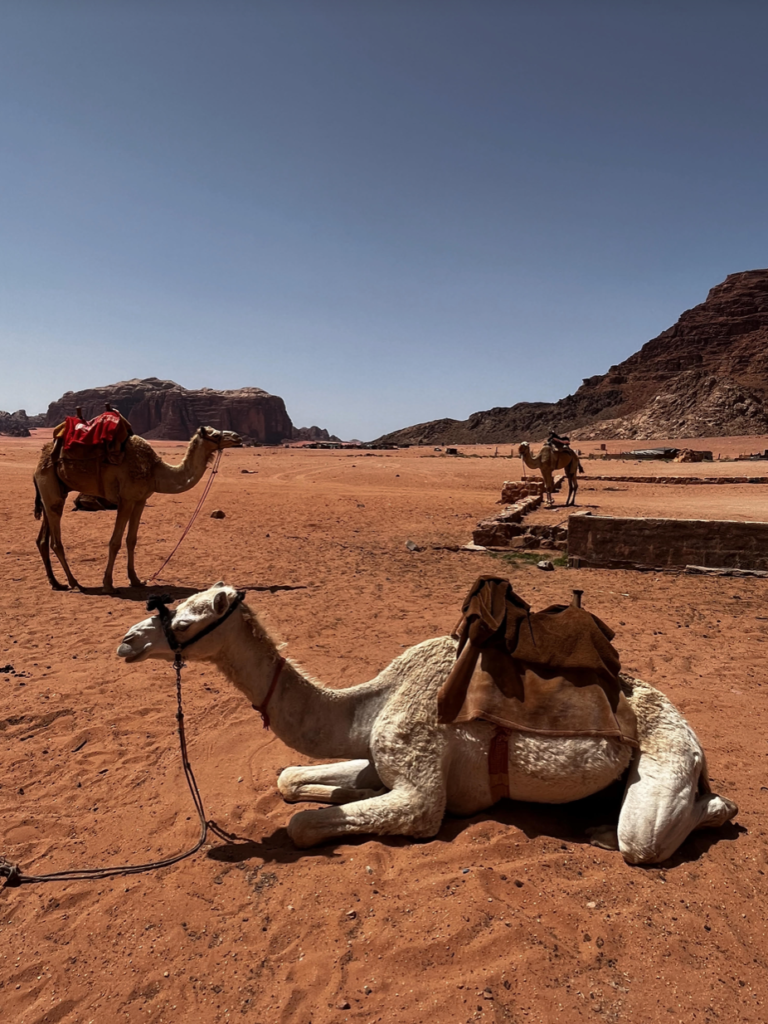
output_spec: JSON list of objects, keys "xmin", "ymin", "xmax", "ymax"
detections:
[
  {"xmin": 53, "ymin": 410, "xmax": 133, "ymax": 458},
  {"xmin": 438, "ymin": 575, "xmax": 638, "ymax": 748}
]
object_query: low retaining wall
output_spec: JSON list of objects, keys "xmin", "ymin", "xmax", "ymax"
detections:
[
  {"xmin": 583, "ymin": 475, "xmax": 768, "ymax": 485},
  {"xmin": 568, "ymin": 513, "xmax": 768, "ymax": 571}
]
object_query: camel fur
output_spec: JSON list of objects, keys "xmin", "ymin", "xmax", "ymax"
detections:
[
  {"xmin": 117, "ymin": 584, "xmax": 738, "ymax": 863},
  {"xmin": 33, "ymin": 427, "xmax": 241, "ymax": 592},
  {"xmin": 519, "ymin": 441, "xmax": 583, "ymax": 506}
]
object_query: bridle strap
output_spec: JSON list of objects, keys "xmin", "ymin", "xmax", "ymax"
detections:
[
  {"xmin": 252, "ymin": 656, "xmax": 286, "ymax": 730},
  {"xmin": 147, "ymin": 590, "xmax": 246, "ymax": 658}
]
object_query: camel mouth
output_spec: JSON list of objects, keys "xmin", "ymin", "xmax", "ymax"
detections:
[{"xmin": 117, "ymin": 641, "xmax": 151, "ymax": 663}]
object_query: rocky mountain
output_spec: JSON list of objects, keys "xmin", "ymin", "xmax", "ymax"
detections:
[
  {"xmin": 44, "ymin": 378, "xmax": 294, "ymax": 444},
  {"xmin": 291, "ymin": 425, "xmax": 342, "ymax": 442},
  {"xmin": 376, "ymin": 270, "xmax": 768, "ymax": 444},
  {"xmin": 0, "ymin": 409, "xmax": 46, "ymax": 436}
]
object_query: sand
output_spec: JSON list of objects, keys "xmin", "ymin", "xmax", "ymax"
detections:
[{"xmin": 1, "ymin": 432, "xmax": 767, "ymax": 1023}]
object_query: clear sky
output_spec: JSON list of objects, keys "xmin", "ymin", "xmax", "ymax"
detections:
[{"xmin": 1, "ymin": 1, "xmax": 767, "ymax": 439}]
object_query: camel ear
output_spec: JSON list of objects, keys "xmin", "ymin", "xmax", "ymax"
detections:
[
  {"xmin": 198, "ymin": 426, "xmax": 209, "ymax": 439},
  {"xmin": 213, "ymin": 590, "xmax": 229, "ymax": 615}
]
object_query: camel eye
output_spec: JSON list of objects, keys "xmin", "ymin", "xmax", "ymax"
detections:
[{"xmin": 174, "ymin": 619, "xmax": 192, "ymax": 633}]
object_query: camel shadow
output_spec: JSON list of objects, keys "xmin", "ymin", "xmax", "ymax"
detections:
[
  {"xmin": 205, "ymin": 779, "xmax": 744, "ymax": 869},
  {"xmin": 75, "ymin": 583, "xmax": 200, "ymax": 602}
]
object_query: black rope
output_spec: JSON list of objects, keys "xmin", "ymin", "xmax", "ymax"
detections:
[{"xmin": 2, "ymin": 655, "xmax": 210, "ymax": 887}]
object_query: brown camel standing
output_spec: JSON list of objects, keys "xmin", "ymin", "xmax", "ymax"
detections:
[
  {"xmin": 518, "ymin": 441, "xmax": 583, "ymax": 506},
  {"xmin": 33, "ymin": 426, "xmax": 241, "ymax": 592}
]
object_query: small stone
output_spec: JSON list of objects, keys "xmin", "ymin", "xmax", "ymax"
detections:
[
  {"xmin": 483, "ymin": 988, "xmax": 494, "ymax": 1000},
  {"xmin": 210, "ymin": 509, "xmax": 226, "ymax": 519},
  {"xmin": 346, "ymin": 910, "xmax": 357, "ymax": 919},
  {"xmin": 365, "ymin": 865, "xmax": 373, "ymax": 874},
  {"xmin": 514, "ymin": 879, "xmax": 524, "ymax": 888},
  {"xmin": 237, "ymin": 776, "xmax": 243, "ymax": 783},
  {"xmin": 163, "ymin": 971, "xmax": 169, "ymax": 978},
  {"xmin": 337, "ymin": 999, "xmax": 351, "ymax": 1010},
  {"xmin": 586, "ymin": 901, "xmax": 596, "ymax": 909},
  {"xmin": 363, "ymin": 985, "xmax": 372, "ymax": 995}
]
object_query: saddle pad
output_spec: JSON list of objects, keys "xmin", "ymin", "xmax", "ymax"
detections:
[
  {"xmin": 450, "ymin": 645, "xmax": 637, "ymax": 745},
  {"xmin": 438, "ymin": 575, "xmax": 638, "ymax": 746},
  {"xmin": 55, "ymin": 411, "xmax": 132, "ymax": 453}
]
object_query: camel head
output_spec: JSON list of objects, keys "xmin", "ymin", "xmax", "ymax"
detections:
[
  {"xmin": 116, "ymin": 583, "xmax": 244, "ymax": 665},
  {"xmin": 196, "ymin": 426, "xmax": 242, "ymax": 449},
  {"xmin": 518, "ymin": 442, "xmax": 530, "ymax": 456}
]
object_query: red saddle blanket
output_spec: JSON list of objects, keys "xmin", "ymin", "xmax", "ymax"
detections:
[{"xmin": 56, "ymin": 411, "xmax": 131, "ymax": 452}]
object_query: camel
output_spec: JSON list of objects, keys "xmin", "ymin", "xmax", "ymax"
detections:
[
  {"xmin": 519, "ymin": 441, "xmax": 583, "ymax": 506},
  {"xmin": 34, "ymin": 427, "xmax": 241, "ymax": 592},
  {"xmin": 117, "ymin": 583, "xmax": 738, "ymax": 863}
]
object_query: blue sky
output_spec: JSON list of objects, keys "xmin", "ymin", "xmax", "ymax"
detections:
[{"xmin": 1, "ymin": 1, "xmax": 767, "ymax": 439}]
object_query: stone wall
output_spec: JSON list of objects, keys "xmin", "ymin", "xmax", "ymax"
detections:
[{"xmin": 568, "ymin": 513, "xmax": 768, "ymax": 571}]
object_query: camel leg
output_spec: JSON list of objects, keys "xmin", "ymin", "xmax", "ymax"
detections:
[
  {"xmin": 543, "ymin": 469, "xmax": 555, "ymax": 505},
  {"xmin": 287, "ymin": 780, "xmax": 446, "ymax": 848},
  {"xmin": 612, "ymin": 750, "xmax": 737, "ymax": 865},
  {"xmin": 103, "ymin": 502, "xmax": 134, "ymax": 593},
  {"xmin": 36, "ymin": 516, "xmax": 68, "ymax": 591},
  {"xmin": 566, "ymin": 473, "xmax": 577, "ymax": 506},
  {"xmin": 125, "ymin": 500, "xmax": 147, "ymax": 587},
  {"xmin": 278, "ymin": 759, "xmax": 386, "ymax": 805},
  {"xmin": 45, "ymin": 500, "xmax": 81, "ymax": 590}
]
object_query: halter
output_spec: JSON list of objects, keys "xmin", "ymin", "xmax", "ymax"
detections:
[
  {"xmin": 146, "ymin": 590, "xmax": 285, "ymax": 728},
  {"xmin": 147, "ymin": 590, "xmax": 247, "ymax": 661}
]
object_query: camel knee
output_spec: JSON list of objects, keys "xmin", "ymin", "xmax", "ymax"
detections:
[{"xmin": 277, "ymin": 767, "xmax": 306, "ymax": 803}]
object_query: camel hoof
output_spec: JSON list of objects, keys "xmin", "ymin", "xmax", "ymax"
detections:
[{"xmin": 586, "ymin": 825, "xmax": 620, "ymax": 851}]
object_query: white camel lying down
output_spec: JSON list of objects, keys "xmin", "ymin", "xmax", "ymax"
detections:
[{"xmin": 117, "ymin": 584, "xmax": 738, "ymax": 863}]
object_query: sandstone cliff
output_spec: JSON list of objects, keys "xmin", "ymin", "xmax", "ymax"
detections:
[
  {"xmin": 376, "ymin": 270, "xmax": 768, "ymax": 444},
  {"xmin": 44, "ymin": 378, "xmax": 294, "ymax": 444}
]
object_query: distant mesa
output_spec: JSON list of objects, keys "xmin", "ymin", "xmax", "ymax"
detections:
[
  {"xmin": 374, "ymin": 269, "xmax": 768, "ymax": 444},
  {"xmin": 0, "ymin": 409, "xmax": 45, "ymax": 437},
  {"xmin": 290, "ymin": 425, "xmax": 342, "ymax": 443},
  {"xmin": 40, "ymin": 377, "xmax": 334, "ymax": 445}
]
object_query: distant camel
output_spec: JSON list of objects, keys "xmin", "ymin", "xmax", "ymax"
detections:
[
  {"xmin": 33, "ymin": 427, "xmax": 241, "ymax": 592},
  {"xmin": 519, "ymin": 441, "xmax": 583, "ymax": 506},
  {"xmin": 117, "ymin": 583, "xmax": 738, "ymax": 862}
]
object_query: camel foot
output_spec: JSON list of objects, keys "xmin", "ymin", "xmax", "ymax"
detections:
[
  {"xmin": 586, "ymin": 825, "xmax": 620, "ymax": 851},
  {"xmin": 50, "ymin": 581, "xmax": 70, "ymax": 591},
  {"xmin": 128, "ymin": 578, "xmax": 145, "ymax": 589}
]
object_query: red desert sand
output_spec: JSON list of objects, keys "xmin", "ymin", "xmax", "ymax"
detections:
[{"xmin": 1, "ymin": 431, "xmax": 767, "ymax": 1023}]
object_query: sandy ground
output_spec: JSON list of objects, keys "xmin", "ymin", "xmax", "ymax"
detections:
[{"xmin": 1, "ymin": 432, "xmax": 768, "ymax": 1024}]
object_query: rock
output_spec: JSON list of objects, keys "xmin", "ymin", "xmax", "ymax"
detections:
[
  {"xmin": 346, "ymin": 910, "xmax": 357, "ymax": 919},
  {"xmin": 537, "ymin": 560, "xmax": 555, "ymax": 571},
  {"xmin": 337, "ymin": 999, "xmax": 351, "ymax": 1010},
  {"xmin": 405, "ymin": 540, "xmax": 423, "ymax": 552},
  {"xmin": 0, "ymin": 409, "xmax": 39, "ymax": 437},
  {"xmin": 44, "ymin": 377, "xmax": 294, "ymax": 444},
  {"xmin": 291, "ymin": 425, "xmax": 341, "ymax": 442},
  {"xmin": 373, "ymin": 270, "xmax": 768, "ymax": 443},
  {"xmin": 210, "ymin": 510, "xmax": 226, "ymax": 519}
]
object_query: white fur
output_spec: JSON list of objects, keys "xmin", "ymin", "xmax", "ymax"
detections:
[{"xmin": 117, "ymin": 585, "xmax": 738, "ymax": 863}]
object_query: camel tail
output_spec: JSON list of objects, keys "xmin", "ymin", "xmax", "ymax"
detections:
[{"xmin": 34, "ymin": 478, "xmax": 43, "ymax": 520}]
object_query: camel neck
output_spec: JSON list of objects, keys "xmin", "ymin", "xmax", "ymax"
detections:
[
  {"xmin": 211, "ymin": 615, "xmax": 378, "ymax": 760},
  {"xmin": 153, "ymin": 437, "xmax": 212, "ymax": 494}
]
